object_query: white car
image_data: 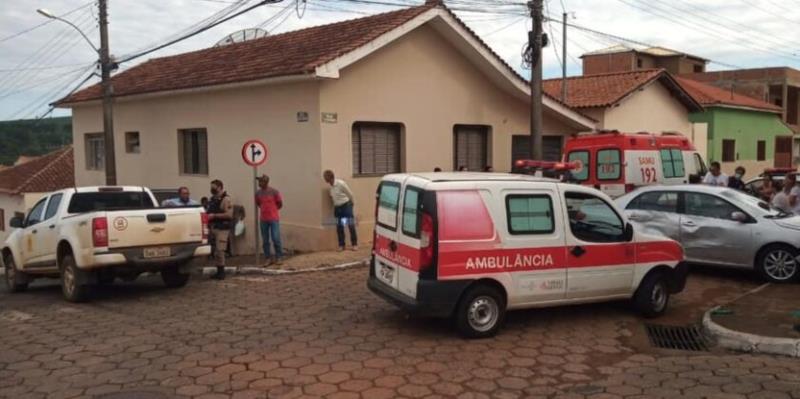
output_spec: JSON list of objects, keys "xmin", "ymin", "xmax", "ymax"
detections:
[
  {"xmin": 616, "ymin": 185, "xmax": 800, "ymax": 283},
  {"xmin": 2, "ymin": 186, "xmax": 211, "ymax": 301},
  {"xmin": 368, "ymin": 173, "xmax": 687, "ymax": 338}
]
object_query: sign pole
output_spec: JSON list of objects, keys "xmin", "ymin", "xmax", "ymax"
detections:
[{"xmin": 253, "ymin": 165, "xmax": 260, "ymax": 267}]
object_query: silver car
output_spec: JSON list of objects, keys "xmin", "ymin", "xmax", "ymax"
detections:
[{"xmin": 616, "ymin": 185, "xmax": 800, "ymax": 283}]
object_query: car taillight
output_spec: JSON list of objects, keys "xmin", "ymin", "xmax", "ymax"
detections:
[
  {"xmin": 201, "ymin": 212, "xmax": 209, "ymax": 241},
  {"xmin": 92, "ymin": 217, "xmax": 108, "ymax": 247},
  {"xmin": 419, "ymin": 212, "xmax": 434, "ymax": 271}
]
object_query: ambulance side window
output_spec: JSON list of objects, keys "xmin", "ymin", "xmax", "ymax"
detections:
[
  {"xmin": 567, "ymin": 151, "xmax": 589, "ymax": 181},
  {"xmin": 565, "ymin": 192, "xmax": 625, "ymax": 242},
  {"xmin": 596, "ymin": 149, "xmax": 621, "ymax": 180},
  {"xmin": 506, "ymin": 195, "xmax": 554, "ymax": 235},
  {"xmin": 377, "ymin": 182, "xmax": 401, "ymax": 230},
  {"xmin": 402, "ymin": 187, "xmax": 421, "ymax": 237},
  {"xmin": 661, "ymin": 149, "xmax": 685, "ymax": 178}
]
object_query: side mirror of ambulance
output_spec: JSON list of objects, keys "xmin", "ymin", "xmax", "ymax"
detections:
[
  {"xmin": 623, "ymin": 222, "xmax": 634, "ymax": 241},
  {"xmin": 731, "ymin": 212, "xmax": 748, "ymax": 223}
]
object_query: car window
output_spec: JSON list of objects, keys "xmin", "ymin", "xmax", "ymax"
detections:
[
  {"xmin": 684, "ymin": 193, "xmax": 741, "ymax": 220},
  {"xmin": 26, "ymin": 198, "xmax": 48, "ymax": 226},
  {"xmin": 567, "ymin": 151, "xmax": 589, "ymax": 181},
  {"xmin": 67, "ymin": 192, "xmax": 156, "ymax": 213},
  {"xmin": 596, "ymin": 149, "xmax": 621, "ymax": 180},
  {"xmin": 376, "ymin": 182, "xmax": 400, "ymax": 230},
  {"xmin": 693, "ymin": 153, "xmax": 707, "ymax": 175},
  {"xmin": 401, "ymin": 187, "xmax": 421, "ymax": 237},
  {"xmin": 506, "ymin": 195, "xmax": 554, "ymax": 235},
  {"xmin": 627, "ymin": 191, "xmax": 678, "ymax": 213},
  {"xmin": 44, "ymin": 193, "xmax": 63, "ymax": 221},
  {"xmin": 565, "ymin": 192, "xmax": 625, "ymax": 242}
]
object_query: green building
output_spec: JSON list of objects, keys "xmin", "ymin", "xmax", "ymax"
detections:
[{"xmin": 678, "ymin": 77, "xmax": 794, "ymax": 175}]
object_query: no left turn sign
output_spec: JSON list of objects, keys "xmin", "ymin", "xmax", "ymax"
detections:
[{"xmin": 242, "ymin": 139, "xmax": 268, "ymax": 167}]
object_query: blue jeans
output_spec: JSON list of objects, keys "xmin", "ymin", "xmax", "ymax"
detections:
[
  {"xmin": 260, "ymin": 221, "xmax": 283, "ymax": 258},
  {"xmin": 334, "ymin": 202, "xmax": 357, "ymax": 248}
]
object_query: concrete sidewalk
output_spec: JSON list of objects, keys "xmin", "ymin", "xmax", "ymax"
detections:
[
  {"xmin": 703, "ymin": 283, "xmax": 800, "ymax": 357},
  {"xmin": 200, "ymin": 246, "xmax": 371, "ymax": 276}
]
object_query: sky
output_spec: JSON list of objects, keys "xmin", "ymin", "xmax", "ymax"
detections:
[{"xmin": 0, "ymin": 0, "xmax": 799, "ymax": 121}]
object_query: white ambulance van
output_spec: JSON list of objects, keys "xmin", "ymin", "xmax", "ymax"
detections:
[{"xmin": 367, "ymin": 173, "xmax": 687, "ymax": 338}]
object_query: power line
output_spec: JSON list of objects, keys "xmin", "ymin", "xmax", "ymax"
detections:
[{"xmin": 0, "ymin": 0, "xmax": 95, "ymax": 44}]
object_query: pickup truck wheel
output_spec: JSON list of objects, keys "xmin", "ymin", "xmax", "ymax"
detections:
[
  {"xmin": 161, "ymin": 267, "xmax": 190, "ymax": 288},
  {"xmin": 634, "ymin": 272, "xmax": 670, "ymax": 318},
  {"xmin": 60, "ymin": 254, "xmax": 89, "ymax": 302},
  {"xmin": 4, "ymin": 256, "xmax": 28, "ymax": 293},
  {"xmin": 454, "ymin": 285, "xmax": 505, "ymax": 339}
]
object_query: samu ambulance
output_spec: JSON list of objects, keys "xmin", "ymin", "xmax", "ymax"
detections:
[
  {"xmin": 367, "ymin": 172, "xmax": 687, "ymax": 338},
  {"xmin": 563, "ymin": 130, "xmax": 707, "ymax": 198}
]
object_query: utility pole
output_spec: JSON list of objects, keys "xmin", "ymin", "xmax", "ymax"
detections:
[
  {"xmin": 99, "ymin": 0, "xmax": 117, "ymax": 185},
  {"xmin": 561, "ymin": 12, "xmax": 567, "ymax": 103},
  {"xmin": 528, "ymin": 0, "xmax": 544, "ymax": 160}
]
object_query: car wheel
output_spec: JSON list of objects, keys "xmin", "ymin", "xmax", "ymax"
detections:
[
  {"xmin": 161, "ymin": 266, "xmax": 190, "ymax": 288},
  {"xmin": 4, "ymin": 256, "xmax": 28, "ymax": 293},
  {"xmin": 60, "ymin": 254, "xmax": 89, "ymax": 302},
  {"xmin": 634, "ymin": 272, "xmax": 670, "ymax": 318},
  {"xmin": 454, "ymin": 285, "xmax": 505, "ymax": 339},
  {"xmin": 757, "ymin": 244, "xmax": 799, "ymax": 283}
]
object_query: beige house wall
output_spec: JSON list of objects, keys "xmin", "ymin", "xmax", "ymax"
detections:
[
  {"xmin": 71, "ymin": 81, "xmax": 324, "ymax": 253},
  {"xmin": 0, "ymin": 194, "xmax": 24, "ymax": 244},
  {"xmin": 600, "ymin": 82, "xmax": 694, "ymax": 136},
  {"xmin": 318, "ymin": 25, "xmax": 583, "ymax": 249}
]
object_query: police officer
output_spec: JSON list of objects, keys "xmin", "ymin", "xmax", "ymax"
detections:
[{"xmin": 207, "ymin": 179, "xmax": 234, "ymax": 280}]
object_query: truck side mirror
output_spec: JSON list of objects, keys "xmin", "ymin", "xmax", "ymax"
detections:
[
  {"xmin": 624, "ymin": 222, "xmax": 634, "ymax": 242},
  {"xmin": 9, "ymin": 216, "xmax": 24, "ymax": 228}
]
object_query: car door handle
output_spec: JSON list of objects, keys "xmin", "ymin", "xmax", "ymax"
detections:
[
  {"xmin": 49, "ymin": 225, "xmax": 55, "ymax": 229},
  {"xmin": 389, "ymin": 241, "xmax": 398, "ymax": 252},
  {"xmin": 570, "ymin": 246, "xmax": 586, "ymax": 257},
  {"xmin": 682, "ymin": 221, "xmax": 696, "ymax": 227}
]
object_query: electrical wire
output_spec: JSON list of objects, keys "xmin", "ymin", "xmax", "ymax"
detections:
[{"xmin": 0, "ymin": 0, "xmax": 95, "ymax": 44}]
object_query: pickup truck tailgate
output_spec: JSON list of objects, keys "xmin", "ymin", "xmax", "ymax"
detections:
[{"xmin": 105, "ymin": 209, "xmax": 203, "ymax": 249}]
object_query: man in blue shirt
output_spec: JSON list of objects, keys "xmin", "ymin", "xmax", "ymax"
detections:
[{"xmin": 162, "ymin": 186, "xmax": 200, "ymax": 207}]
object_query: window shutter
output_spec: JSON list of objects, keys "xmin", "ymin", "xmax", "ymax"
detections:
[
  {"xmin": 454, "ymin": 126, "xmax": 488, "ymax": 171},
  {"xmin": 198, "ymin": 131, "xmax": 208, "ymax": 175}
]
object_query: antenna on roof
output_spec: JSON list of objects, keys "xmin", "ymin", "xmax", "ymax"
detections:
[{"xmin": 215, "ymin": 28, "xmax": 268, "ymax": 47}]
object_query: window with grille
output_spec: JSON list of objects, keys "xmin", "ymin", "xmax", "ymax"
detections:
[
  {"xmin": 722, "ymin": 139, "xmax": 736, "ymax": 163},
  {"xmin": 178, "ymin": 129, "xmax": 209, "ymax": 175},
  {"xmin": 511, "ymin": 135, "xmax": 563, "ymax": 166},
  {"xmin": 454, "ymin": 125, "xmax": 490, "ymax": 171},
  {"xmin": 85, "ymin": 133, "xmax": 104, "ymax": 170},
  {"xmin": 352, "ymin": 122, "xmax": 402, "ymax": 176}
]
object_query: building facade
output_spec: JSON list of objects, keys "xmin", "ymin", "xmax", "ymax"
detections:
[
  {"xmin": 581, "ymin": 45, "xmax": 708, "ymax": 76},
  {"xmin": 60, "ymin": 4, "xmax": 594, "ymax": 252}
]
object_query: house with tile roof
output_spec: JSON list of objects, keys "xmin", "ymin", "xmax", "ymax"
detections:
[
  {"xmin": 56, "ymin": 2, "xmax": 595, "ymax": 252},
  {"xmin": 543, "ymin": 69, "xmax": 707, "ymax": 155},
  {"xmin": 675, "ymin": 77, "xmax": 794, "ymax": 174},
  {"xmin": 0, "ymin": 147, "xmax": 74, "ymax": 243}
]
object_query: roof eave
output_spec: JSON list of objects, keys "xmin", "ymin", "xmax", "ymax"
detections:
[{"xmin": 706, "ymin": 103, "xmax": 784, "ymax": 114}]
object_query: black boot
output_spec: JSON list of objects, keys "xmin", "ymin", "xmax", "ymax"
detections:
[{"xmin": 211, "ymin": 266, "xmax": 225, "ymax": 280}]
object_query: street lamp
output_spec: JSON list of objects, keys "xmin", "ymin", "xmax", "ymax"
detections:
[{"xmin": 37, "ymin": 3, "xmax": 117, "ymax": 186}]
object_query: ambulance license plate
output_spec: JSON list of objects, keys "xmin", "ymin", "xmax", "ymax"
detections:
[
  {"xmin": 378, "ymin": 263, "xmax": 394, "ymax": 284},
  {"xmin": 143, "ymin": 246, "xmax": 171, "ymax": 259}
]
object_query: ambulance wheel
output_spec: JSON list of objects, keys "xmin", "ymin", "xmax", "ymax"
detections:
[
  {"xmin": 634, "ymin": 272, "xmax": 670, "ymax": 318},
  {"xmin": 454, "ymin": 285, "xmax": 505, "ymax": 339}
]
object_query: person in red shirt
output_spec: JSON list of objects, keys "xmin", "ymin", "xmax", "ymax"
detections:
[{"xmin": 255, "ymin": 174, "xmax": 284, "ymax": 265}]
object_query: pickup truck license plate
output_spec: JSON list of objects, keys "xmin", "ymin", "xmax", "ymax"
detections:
[
  {"xmin": 143, "ymin": 246, "xmax": 171, "ymax": 259},
  {"xmin": 378, "ymin": 263, "xmax": 394, "ymax": 285}
]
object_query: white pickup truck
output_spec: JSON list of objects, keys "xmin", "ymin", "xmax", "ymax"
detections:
[{"xmin": 1, "ymin": 186, "xmax": 211, "ymax": 302}]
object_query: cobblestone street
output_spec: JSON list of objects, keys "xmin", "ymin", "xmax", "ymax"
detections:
[{"xmin": 1, "ymin": 266, "xmax": 799, "ymax": 399}]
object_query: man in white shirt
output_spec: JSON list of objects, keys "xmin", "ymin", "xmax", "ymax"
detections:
[
  {"xmin": 323, "ymin": 170, "xmax": 358, "ymax": 251},
  {"xmin": 773, "ymin": 173, "xmax": 796, "ymax": 214},
  {"xmin": 702, "ymin": 161, "xmax": 729, "ymax": 187}
]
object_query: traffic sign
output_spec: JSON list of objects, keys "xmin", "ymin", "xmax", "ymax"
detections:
[{"xmin": 241, "ymin": 139, "xmax": 269, "ymax": 167}]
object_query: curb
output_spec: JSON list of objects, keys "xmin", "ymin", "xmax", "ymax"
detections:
[
  {"xmin": 702, "ymin": 306, "xmax": 800, "ymax": 358},
  {"xmin": 200, "ymin": 258, "xmax": 369, "ymax": 277}
]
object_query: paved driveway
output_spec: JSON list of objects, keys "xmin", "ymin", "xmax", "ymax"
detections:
[{"xmin": 1, "ymin": 266, "xmax": 799, "ymax": 399}]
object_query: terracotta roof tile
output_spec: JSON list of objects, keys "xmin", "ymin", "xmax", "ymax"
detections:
[
  {"xmin": 59, "ymin": 4, "xmax": 436, "ymax": 104},
  {"xmin": 0, "ymin": 147, "xmax": 74, "ymax": 194},
  {"xmin": 674, "ymin": 76, "xmax": 782, "ymax": 113},
  {"xmin": 542, "ymin": 69, "xmax": 664, "ymax": 108}
]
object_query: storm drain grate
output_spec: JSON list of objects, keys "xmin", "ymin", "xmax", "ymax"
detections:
[{"xmin": 645, "ymin": 324, "xmax": 711, "ymax": 351}]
